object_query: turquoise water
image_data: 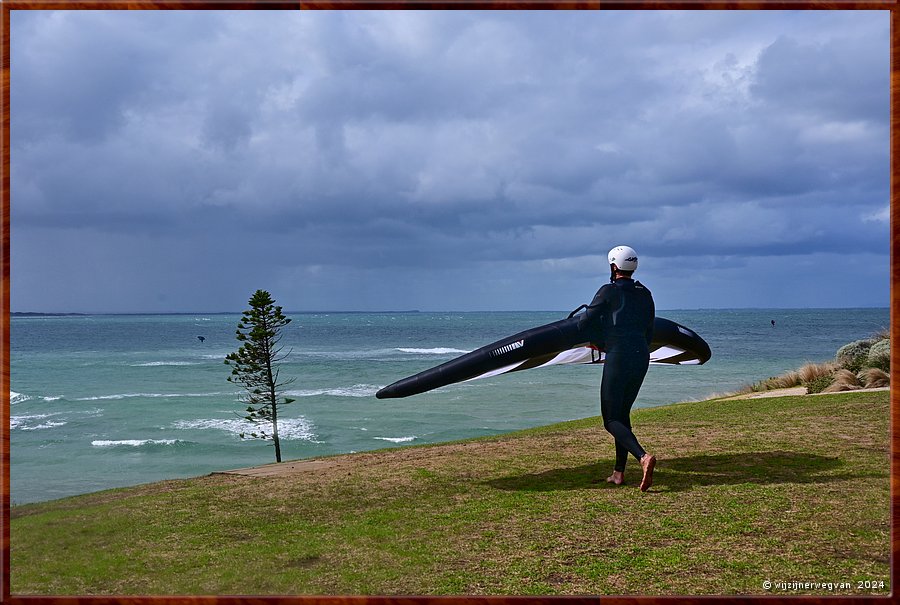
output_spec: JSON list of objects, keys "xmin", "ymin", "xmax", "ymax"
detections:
[{"xmin": 10, "ymin": 308, "xmax": 889, "ymax": 504}]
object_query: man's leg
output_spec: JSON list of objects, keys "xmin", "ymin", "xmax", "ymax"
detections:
[
  {"xmin": 620, "ymin": 356, "xmax": 655, "ymax": 491},
  {"xmin": 602, "ymin": 352, "xmax": 654, "ymax": 488},
  {"xmin": 601, "ymin": 356, "xmax": 647, "ymax": 472}
]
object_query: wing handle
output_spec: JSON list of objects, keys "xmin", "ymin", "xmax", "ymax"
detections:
[{"xmin": 567, "ymin": 304, "xmax": 587, "ymax": 319}]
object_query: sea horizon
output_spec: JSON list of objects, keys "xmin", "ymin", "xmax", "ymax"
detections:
[{"xmin": 10, "ymin": 305, "xmax": 891, "ymax": 316}]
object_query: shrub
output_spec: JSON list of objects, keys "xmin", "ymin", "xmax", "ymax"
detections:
[
  {"xmin": 836, "ymin": 339, "xmax": 874, "ymax": 373},
  {"xmin": 805, "ymin": 373, "xmax": 835, "ymax": 394},
  {"xmin": 866, "ymin": 339, "xmax": 890, "ymax": 373}
]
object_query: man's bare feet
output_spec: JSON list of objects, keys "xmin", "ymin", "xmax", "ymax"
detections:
[
  {"xmin": 639, "ymin": 454, "xmax": 656, "ymax": 492},
  {"xmin": 606, "ymin": 470, "xmax": 624, "ymax": 485}
]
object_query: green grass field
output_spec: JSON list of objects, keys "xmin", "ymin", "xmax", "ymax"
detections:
[{"xmin": 10, "ymin": 390, "xmax": 891, "ymax": 596}]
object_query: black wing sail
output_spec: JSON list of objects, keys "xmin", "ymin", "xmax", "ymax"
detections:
[{"xmin": 376, "ymin": 315, "xmax": 711, "ymax": 399}]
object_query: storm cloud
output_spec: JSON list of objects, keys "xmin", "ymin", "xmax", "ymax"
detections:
[{"xmin": 11, "ymin": 10, "xmax": 889, "ymax": 312}]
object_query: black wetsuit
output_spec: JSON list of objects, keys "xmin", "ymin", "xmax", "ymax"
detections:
[{"xmin": 579, "ymin": 277, "xmax": 655, "ymax": 472}]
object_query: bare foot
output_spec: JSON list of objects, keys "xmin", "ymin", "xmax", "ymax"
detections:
[
  {"xmin": 639, "ymin": 454, "xmax": 656, "ymax": 492},
  {"xmin": 606, "ymin": 470, "xmax": 624, "ymax": 485}
]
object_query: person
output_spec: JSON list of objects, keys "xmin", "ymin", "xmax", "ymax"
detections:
[{"xmin": 578, "ymin": 245, "xmax": 657, "ymax": 491}]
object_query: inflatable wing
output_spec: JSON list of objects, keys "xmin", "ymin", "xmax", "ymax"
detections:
[{"xmin": 375, "ymin": 315, "xmax": 711, "ymax": 399}]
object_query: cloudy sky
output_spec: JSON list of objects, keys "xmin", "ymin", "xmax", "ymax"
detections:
[{"xmin": 11, "ymin": 10, "xmax": 890, "ymax": 313}]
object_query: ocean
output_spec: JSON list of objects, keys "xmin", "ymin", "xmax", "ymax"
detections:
[{"xmin": 10, "ymin": 308, "xmax": 889, "ymax": 505}]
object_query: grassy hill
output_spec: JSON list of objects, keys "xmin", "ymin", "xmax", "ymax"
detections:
[{"xmin": 10, "ymin": 390, "xmax": 891, "ymax": 596}]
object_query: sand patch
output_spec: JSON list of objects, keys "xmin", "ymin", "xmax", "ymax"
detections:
[
  {"xmin": 719, "ymin": 386, "xmax": 888, "ymax": 401},
  {"xmin": 721, "ymin": 386, "xmax": 807, "ymax": 400}
]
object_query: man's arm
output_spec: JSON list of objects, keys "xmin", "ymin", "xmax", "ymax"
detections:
[{"xmin": 578, "ymin": 284, "xmax": 612, "ymax": 332}]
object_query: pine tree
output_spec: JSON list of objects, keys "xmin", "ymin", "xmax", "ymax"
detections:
[{"xmin": 225, "ymin": 290, "xmax": 296, "ymax": 462}]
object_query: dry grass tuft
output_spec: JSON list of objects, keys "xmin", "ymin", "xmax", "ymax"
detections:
[
  {"xmin": 822, "ymin": 369, "xmax": 862, "ymax": 393},
  {"xmin": 858, "ymin": 367, "xmax": 890, "ymax": 389},
  {"xmin": 797, "ymin": 362, "xmax": 837, "ymax": 384},
  {"xmin": 751, "ymin": 370, "xmax": 803, "ymax": 392}
]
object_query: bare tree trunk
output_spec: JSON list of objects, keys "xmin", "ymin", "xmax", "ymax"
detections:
[{"xmin": 271, "ymin": 384, "xmax": 281, "ymax": 463}]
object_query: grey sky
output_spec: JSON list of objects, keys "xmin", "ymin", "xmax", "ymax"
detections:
[{"xmin": 10, "ymin": 10, "xmax": 890, "ymax": 312}]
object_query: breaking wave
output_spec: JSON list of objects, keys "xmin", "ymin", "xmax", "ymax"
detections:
[
  {"xmin": 91, "ymin": 439, "xmax": 185, "ymax": 448},
  {"xmin": 75, "ymin": 392, "xmax": 233, "ymax": 401},
  {"xmin": 296, "ymin": 347, "xmax": 469, "ymax": 361},
  {"xmin": 395, "ymin": 348, "xmax": 470, "ymax": 355},
  {"xmin": 284, "ymin": 384, "xmax": 379, "ymax": 398},
  {"xmin": 129, "ymin": 361, "xmax": 203, "ymax": 367},
  {"xmin": 12, "ymin": 413, "xmax": 67, "ymax": 431},
  {"xmin": 172, "ymin": 416, "xmax": 318, "ymax": 441},
  {"xmin": 373, "ymin": 436, "xmax": 417, "ymax": 443}
]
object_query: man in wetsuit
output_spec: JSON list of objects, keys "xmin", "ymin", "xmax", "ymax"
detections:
[{"xmin": 579, "ymin": 245, "xmax": 657, "ymax": 491}]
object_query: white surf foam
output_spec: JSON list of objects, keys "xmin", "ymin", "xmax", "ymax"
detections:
[
  {"xmin": 374, "ymin": 436, "xmax": 416, "ymax": 443},
  {"xmin": 172, "ymin": 416, "xmax": 318, "ymax": 441},
  {"xmin": 10, "ymin": 391, "xmax": 29, "ymax": 405},
  {"xmin": 396, "ymin": 348, "xmax": 470, "ymax": 355},
  {"xmin": 22, "ymin": 421, "xmax": 68, "ymax": 431},
  {"xmin": 285, "ymin": 384, "xmax": 379, "ymax": 398},
  {"xmin": 298, "ymin": 347, "xmax": 468, "ymax": 361},
  {"xmin": 76, "ymin": 392, "xmax": 230, "ymax": 401},
  {"xmin": 91, "ymin": 439, "xmax": 182, "ymax": 448},
  {"xmin": 129, "ymin": 361, "xmax": 202, "ymax": 367},
  {"xmin": 12, "ymin": 413, "xmax": 66, "ymax": 431}
]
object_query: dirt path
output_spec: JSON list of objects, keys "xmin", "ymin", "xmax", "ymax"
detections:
[{"xmin": 719, "ymin": 386, "xmax": 888, "ymax": 401}]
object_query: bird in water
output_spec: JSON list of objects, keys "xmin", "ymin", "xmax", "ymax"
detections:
[{"xmin": 197, "ymin": 336, "xmax": 206, "ymax": 343}]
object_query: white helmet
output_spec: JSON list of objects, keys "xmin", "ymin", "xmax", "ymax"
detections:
[{"xmin": 608, "ymin": 245, "xmax": 639, "ymax": 272}]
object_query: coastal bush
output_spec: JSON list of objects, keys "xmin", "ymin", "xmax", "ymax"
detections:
[
  {"xmin": 858, "ymin": 367, "xmax": 890, "ymax": 389},
  {"xmin": 866, "ymin": 339, "xmax": 890, "ymax": 373},
  {"xmin": 804, "ymin": 373, "xmax": 835, "ymax": 394},
  {"xmin": 836, "ymin": 339, "xmax": 874, "ymax": 373}
]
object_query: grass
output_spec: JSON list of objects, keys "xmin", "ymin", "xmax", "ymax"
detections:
[{"xmin": 10, "ymin": 390, "xmax": 891, "ymax": 596}]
